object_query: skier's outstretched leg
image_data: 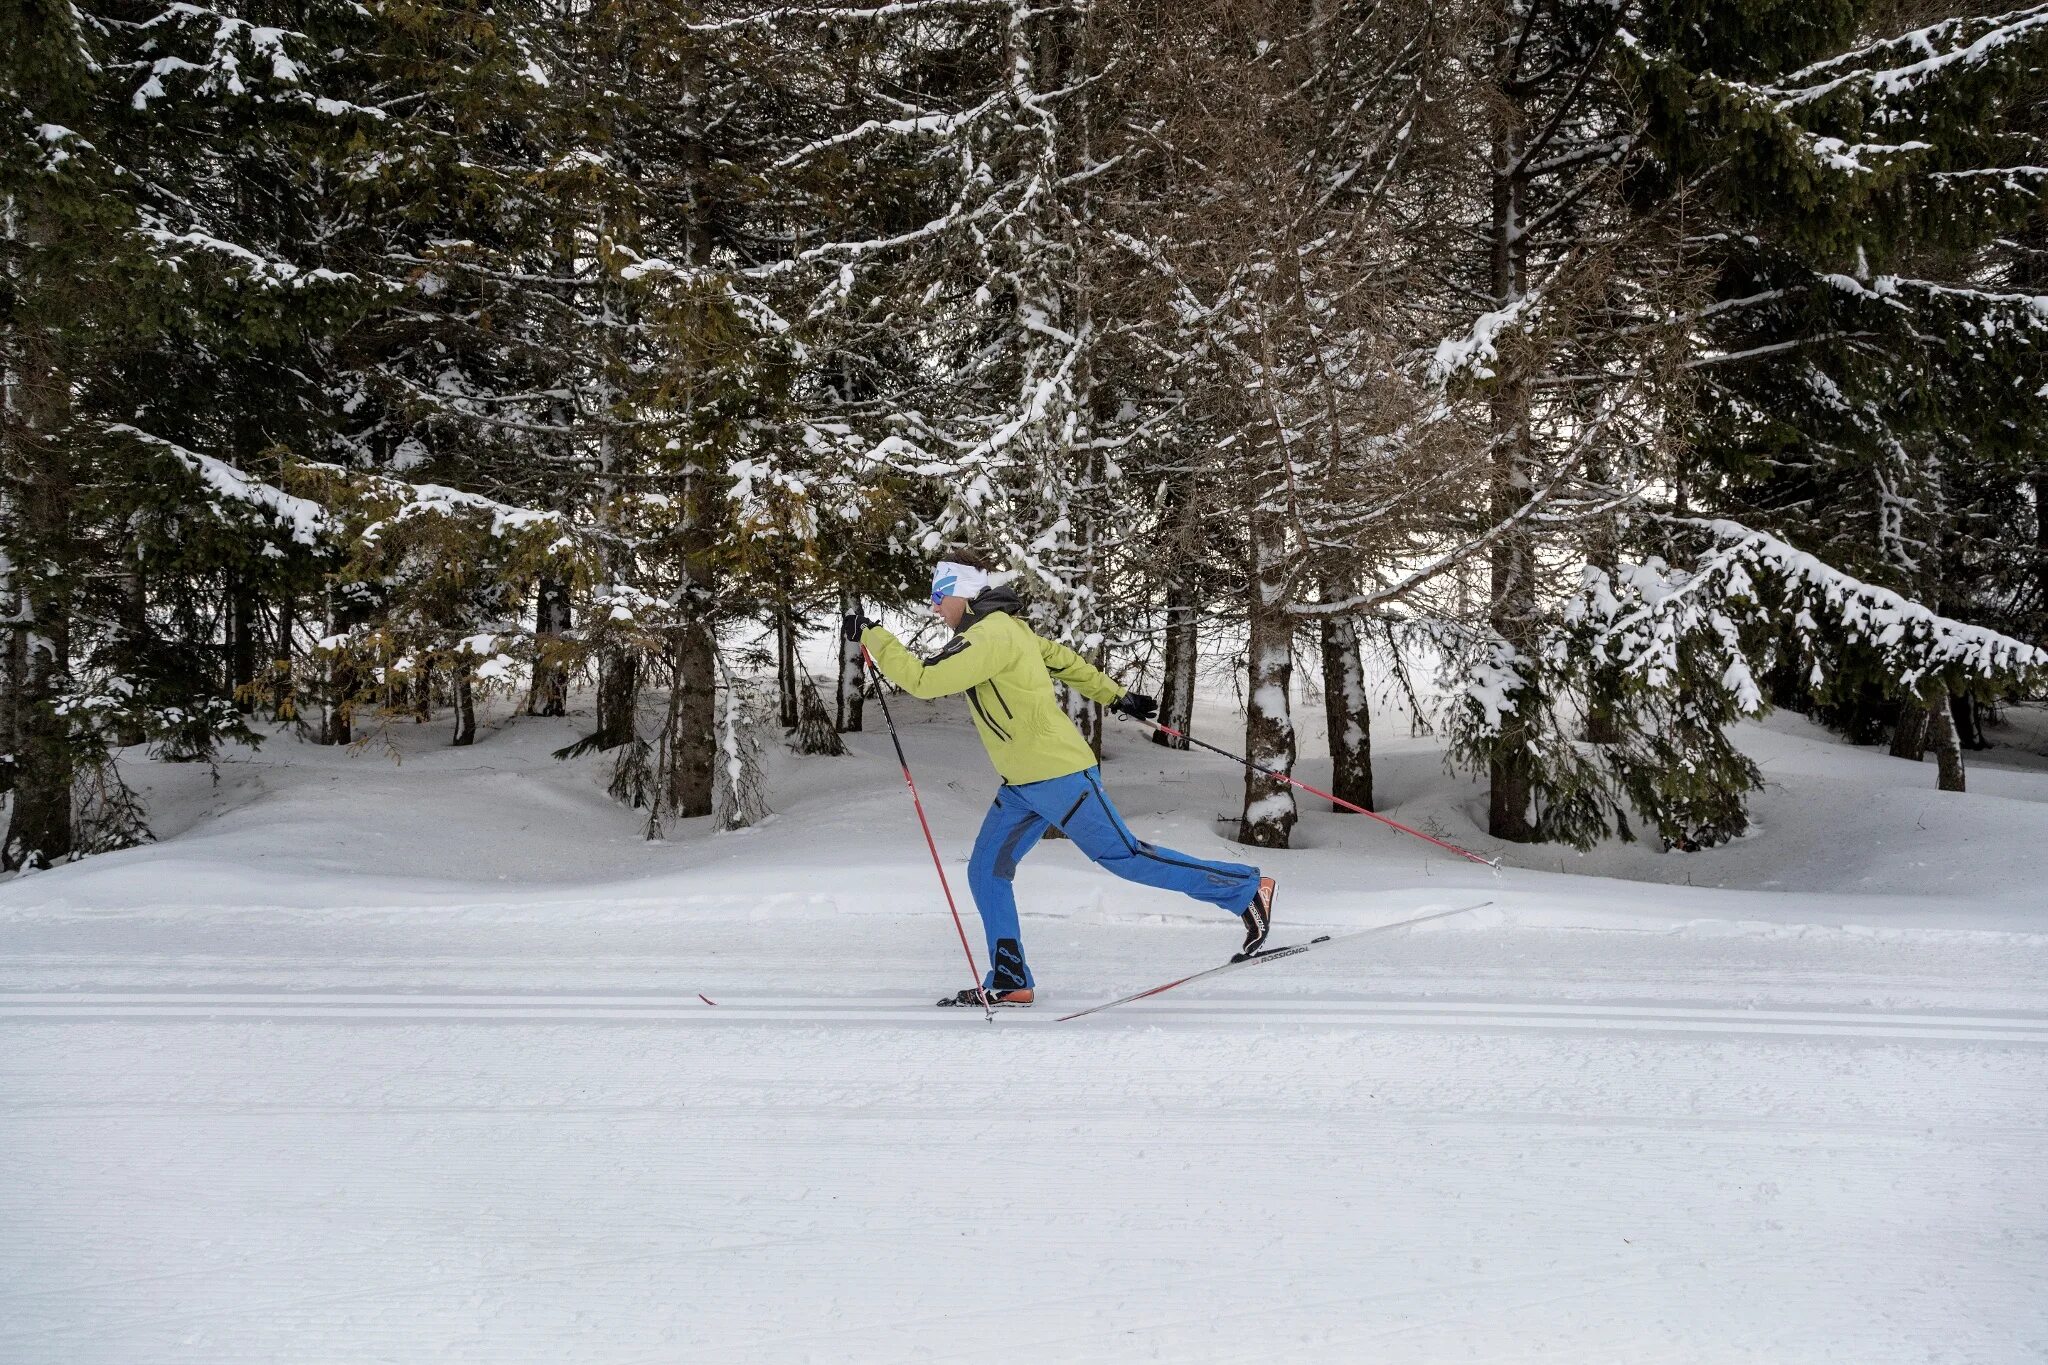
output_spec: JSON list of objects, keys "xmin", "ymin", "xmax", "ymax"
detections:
[
  {"xmin": 961, "ymin": 788, "xmax": 1049, "ymax": 996},
  {"xmin": 1041, "ymin": 768, "xmax": 1275, "ymax": 957},
  {"xmin": 1013, "ymin": 767, "xmax": 1263, "ymax": 913}
]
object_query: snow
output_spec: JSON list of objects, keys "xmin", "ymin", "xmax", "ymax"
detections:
[
  {"xmin": 771, "ymin": 92, "xmax": 1006, "ymax": 171},
  {"xmin": 1774, "ymin": 6, "xmax": 2048, "ymax": 107},
  {"xmin": 1240, "ymin": 790, "xmax": 1296, "ymax": 826},
  {"xmin": 3, "ymin": 671, "xmax": 2046, "ymax": 1362},
  {"xmin": 360, "ymin": 478, "xmax": 566, "ymax": 545},
  {"xmin": 106, "ymin": 423, "xmax": 332, "ymax": 545},
  {"xmin": 1459, "ymin": 638, "xmax": 1529, "ymax": 733},
  {"xmin": 1429, "ymin": 294, "xmax": 1538, "ymax": 383},
  {"xmin": 35, "ymin": 123, "xmax": 91, "ymax": 168},
  {"xmin": 1683, "ymin": 516, "xmax": 2048, "ymax": 685},
  {"xmin": 137, "ymin": 228, "xmax": 355, "ymax": 289}
]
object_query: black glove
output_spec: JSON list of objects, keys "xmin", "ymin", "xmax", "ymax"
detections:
[
  {"xmin": 1111, "ymin": 691, "xmax": 1158, "ymax": 721},
  {"xmin": 842, "ymin": 611, "xmax": 879, "ymax": 643}
]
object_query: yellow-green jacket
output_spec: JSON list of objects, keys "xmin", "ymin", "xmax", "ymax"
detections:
[{"xmin": 861, "ymin": 592, "xmax": 1126, "ymax": 785}]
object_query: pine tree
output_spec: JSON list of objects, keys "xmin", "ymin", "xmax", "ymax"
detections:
[
  {"xmin": 3, "ymin": 0, "xmax": 375, "ymax": 866},
  {"xmin": 1634, "ymin": 0, "xmax": 2048, "ymax": 791}
]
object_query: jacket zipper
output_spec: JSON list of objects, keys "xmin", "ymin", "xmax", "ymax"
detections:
[
  {"xmin": 968, "ymin": 687, "xmax": 1010, "ymax": 742},
  {"xmin": 988, "ymin": 680, "xmax": 1014, "ymax": 719}
]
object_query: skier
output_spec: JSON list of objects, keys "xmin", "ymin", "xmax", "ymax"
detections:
[{"xmin": 846, "ymin": 552, "xmax": 1276, "ymax": 1008}]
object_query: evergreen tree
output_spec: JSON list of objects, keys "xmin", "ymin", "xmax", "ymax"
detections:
[
  {"xmin": 1660, "ymin": 5, "xmax": 2048, "ymax": 791},
  {"xmin": 3, "ymin": 0, "xmax": 373, "ymax": 866}
]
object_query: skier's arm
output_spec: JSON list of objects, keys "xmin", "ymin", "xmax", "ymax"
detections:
[
  {"xmin": 1035, "ymin": 636, "xmax": 1124, "ymax": 706},
  {"xmin": 860, "ymin": 626, "xmax": 1005, "ymax": 699}
]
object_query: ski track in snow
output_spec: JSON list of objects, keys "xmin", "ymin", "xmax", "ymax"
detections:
[{"xmin": 7, "ymin": 991, "xmax": 2048, "ymax": 1043}]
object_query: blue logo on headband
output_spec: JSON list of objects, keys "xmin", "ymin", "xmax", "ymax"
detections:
[{"xmin": 930, "ymin": 572, "xmax": 958, "ymax": 606}]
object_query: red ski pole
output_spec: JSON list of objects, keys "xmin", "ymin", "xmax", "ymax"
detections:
[
  {"xmin": 1126, "ymin": 715, "xmax": 1502, "ymax": 869},
  {"xmin": 862, "ymin": 647, "xmax": 992, "ymax": 1019}
]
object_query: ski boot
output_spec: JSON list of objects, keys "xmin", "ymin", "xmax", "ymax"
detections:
[
  {"xmin": 1234, "ymin": 877, "xmax": 1277, "ymax": 961},
  {"xmin": 937, "ymin": 986, "xmax": 1035, "ymax": 1008}
]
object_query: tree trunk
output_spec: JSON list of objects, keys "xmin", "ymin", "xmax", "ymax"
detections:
[
  {"xmin": 835, "ymin": 588, "xmax": 865, "ymax": 732},
  {"xmin": 663, "ymin": 41, "xmax": 717, "ymax": 821},
  {"xmin": 526, "ymin": 577, "xmax": 570, "ymax": 717},
  {"xmin": 319, "ymin": 587, "xmax": 354, "ymax": 746},
  {"xmin": 3, "ymin": 185, "xmax": 75, "ymax": 867},
  {"xmin": 1318, "ymin": 603, "xmax": 1372, "ymax": 813},
  {"xmin": 1239, "ymin": 510, "xmax": 1297, "ymax": 848},
  {"xmin": 0, "ymin": 596, "xmax": 21, "ymax": 796},
  {"xmin": 596, "ymin": 651, "xmax": 638, "ymax": 748},
  {"xmin": 2031, "ymin": 466, "xmax": 2048, "ymax": 622},
  {"xmin": 1484, "ymin": 479, "xmax": 1540, "ymax": 843},
  {"xmin": 1485, "ymin": 99, "xmax": 1539, "ymax": 843},
  {"xmin": 1154, "ymin": 461, "xmax": 1201, "ymax": 752},
  {"xmin": 1952, "ymin": 692, "xmax": 1989, "ymax": 750},
  {"xmin": 413, "ymin": 665, "xmax": 432, "ymax": 722},
  {"xmin": 1926, "ymin": 683, "xmax": 1966, "ymax": 792},
  {"xmin": 1073, "ymin": 672, "xmax": 1103, "ymax": 758},
  {"xmin": 4, "ymin": 459, "xmax": 74, "ymax": 871},
  {"xmin": 114, "ymin": 560, "xmax": 149, "ymax": 746},
  {"xmin": 321, "ymin": 658, "xmax": 353, "ymax": 746},
  {"xmin": 228, "ymin": 577, "xmax": 257, "ymax": 713},
  {"xmin": 775, "ymin": 595, "xmax": 798, "ymax": 731},
  {"xmin": 1890, "ymin": 699, "xmax": 1928, "ymax": 761},
  {"xmin": 1154, "ymin": 585, "xmax": 1197, "ymax": 751},
  {"xmin": 272, "ymin": 595, "xmax": 296, "ymax": 726},
  {"xmin": 451, "ymin": 667, "xmax": 476, "ymax": 746},
  {"xmin": 671, "ymin": 624, "xmax": 716, "ymax": 818},
  {"xmin": 5, "ymin": 612, "xmax": 71, "ymax": 870},
  {"xmin": 2034, "ymin": 470, "xmax": 2048, "ymax": 627},
  {"xmin": 665, "ymin": 413, "xmax": 717, "ymax": 817}
]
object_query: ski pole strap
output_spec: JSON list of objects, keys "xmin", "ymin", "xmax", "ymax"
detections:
[{"xmin": 1138, "ymin": 718, "xmax": 1501, "ymax": 869}]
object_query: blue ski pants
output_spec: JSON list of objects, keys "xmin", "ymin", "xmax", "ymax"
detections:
[{"xmin": 966, "ymin": 766, "xmax": 1263, "ymax": 989}]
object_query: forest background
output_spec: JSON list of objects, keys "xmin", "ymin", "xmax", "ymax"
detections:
[{"xmin": 4, "ymin": 0, "xmax": 2047, "ymax": 871}]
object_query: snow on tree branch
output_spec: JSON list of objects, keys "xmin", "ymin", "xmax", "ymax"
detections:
[
  {"xmin": 1653, "ymin": 517, "xmax": 2048, "ymax": 690},
  {"xmin": 1429, "ymin": 295, "xmax": 1541, "ymax": 385},
  {"xmin": 683, "ymin": 0, "xmax": 1006, "ymax": 33},
  {"xmin": 770, "ymin": 92, "xmax": 1007, "ymax": 171},
  {"xmin": 1769, "ymin": 3, "xmax": 2048, "ymax": 107},
  {"xmin": 106, "ymin": 424, "xmax": 333, "ymax": 546},
  {"xmin": 123, "ymin": 4, "xmax": 383, "ymax": 119},
  {"xmin": 137, "ymin": 227, "xmax": 356, "ymax": 289}
]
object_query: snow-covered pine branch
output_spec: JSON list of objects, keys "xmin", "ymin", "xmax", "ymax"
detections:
[
  {"xmin": 1768, "ymin": 3, "xmax": 2048, "ymax": 108},
  {"xmin": 106, "ymin": 425, "xmax": 334, "ymax": 547},
  {"xmin": 1630, "ymin": 517, "xmax": 2048, "ymax": 693}
]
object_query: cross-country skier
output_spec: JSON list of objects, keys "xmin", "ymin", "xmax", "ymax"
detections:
[{"xmin": 846, "ymin": 551, "xmax": 1277, "ymax": 1008}]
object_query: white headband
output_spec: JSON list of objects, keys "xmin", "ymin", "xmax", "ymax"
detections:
[{"xmin": 930, "ymin": 560, "xmax": 992, "ymax": 606}]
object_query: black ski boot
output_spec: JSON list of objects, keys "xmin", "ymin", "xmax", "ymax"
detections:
[
  {"xmin": 1234, "ymin": 877, "xmax": 1277, "ymax": 961},
  {"xmin": 937, "ymin": 986, "xmax": 1035, "ymax": 1008},
  {"xmin": 937, "ymin": 937, "xmax": 1034, "ymax": 1006}
]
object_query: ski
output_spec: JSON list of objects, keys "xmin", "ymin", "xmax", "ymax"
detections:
[{"xmin": 1055, "ymin": 901, "xmax": 1492, "ymax": 1022}]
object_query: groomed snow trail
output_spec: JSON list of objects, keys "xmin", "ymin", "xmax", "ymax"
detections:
[
  {"xmin": 9, "ymin": 990, "xmax": 2048, "ymax": 1041},
  {"xmin": 4, "ymin": 919, "xmax": 2046, "ymax": 1364}
]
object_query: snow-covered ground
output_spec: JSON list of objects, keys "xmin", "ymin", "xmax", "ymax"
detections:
[{"xmin": 3, "ymin": 681, "xmax": 2046, "ymax": 1362}]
